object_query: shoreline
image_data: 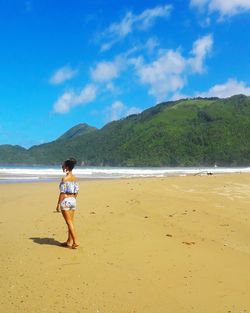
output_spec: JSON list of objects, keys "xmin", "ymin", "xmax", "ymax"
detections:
[{"xmin": 1, "ymin": 165, "xmax": 250, "ymax": 184}]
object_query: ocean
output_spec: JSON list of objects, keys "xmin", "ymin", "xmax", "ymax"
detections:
[{"xmin": 1, "ymin": 165, "xmax": 250, "ymax": 183}]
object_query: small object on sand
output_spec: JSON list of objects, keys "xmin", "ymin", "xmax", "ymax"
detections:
[
  {"xmin": 194, "ymin": 171, "xmax": 213, "ymax": 176},
  {"xmin": 144, "ymin": 216, "xmax": 149, "ymax": 218},
  {"xmin": 90, "ymin": 211, "xmax": 96, "ymax": 214},
  {"xmin": 166, "ymin": 234, "xmax": 173, "ymax": 237}
]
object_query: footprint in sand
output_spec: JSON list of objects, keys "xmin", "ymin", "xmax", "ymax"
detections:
[{"xmin": 182, "ymin": 241, "xmax": 196, "ymax": 245}]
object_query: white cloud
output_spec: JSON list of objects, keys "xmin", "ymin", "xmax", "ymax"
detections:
[
  {"xmin": 171, "ymin": 92, "xmax": 190, "ymax": 101},
  {"xmin": 190, "ymin": 0, "xmax": 210, "ymax": 8},
  {"xmin": 105, "ymin": 82, "xmax": 122, "ymax": 95},
  {"xmin": 91, "ymin": 61, "xmax": 119, "ymax": 82},
  {"xmin": 53, "ymin": 91, "xmax": 75, "ymax": 113},
  {"xmin": 105, "ymin": 101, "xmax": 141, "ymax": 122},
  {"xmin": 77, "ymin": 84, "xmax": 97, "ymax": 103},
  {"xmin": 53, "ymin": 84, "xmax": 97, "ymax": 114},
  {"xmin": 137, "ymin": 5, "xmax": 173, "ymax": 29},
  {"xmin": 106, "ymin": 82, "xmax": 116, "ymax": 92},
  {"xmin": 107, "ymin": 101, "xmax": 125, "ymax": 121},
  {"xmin": 169, "ymin": 79, "xmax": 250, "ymax": 100},
  {"xmin": 196, "ymin": 79, "xmax": 250, "ymax": 98},
  {"xmin": 50, "ymin": 65, "xmax": 78, "ymax": 85},
  {"xmin": 189, "ymin": 34, "xmax": 213, "ymax": 73},
  {"xmin": 145, "ymin": 38, "xmax": 159, "ymax": 54},
  {"xmin": 101, "ymin": 4, "xmax": 172, "ymax": 51},
  {"xmin": 133, "ymin": 34, "xmax": 213, "ymax": 101},
  {"xmin": 100, "ymin": 42, "xmax": 114, "ymax": 52},
  {"xmin": 134, "ymin": 50, "xmax": 186, "ymax": 101},
  {"xmin": 190, "ymin": 0, "xmax": 250, "ymax": 17},
  {"xmin": 91, "ymin": 56, "xmax": 125, "ymax": 82},
  {"xmin": 126, "ymin": 106, "xmax": 142, "ymax": 116}
]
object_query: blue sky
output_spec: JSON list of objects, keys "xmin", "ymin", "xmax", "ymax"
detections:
[{"xmin": 1, "ymin": 0, "xmax": 250, "ymax": 147}]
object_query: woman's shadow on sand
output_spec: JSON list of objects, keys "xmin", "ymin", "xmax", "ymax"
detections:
[{"xmin": 30, "ymin": 237, "xmax": 62, "ymax": 247}]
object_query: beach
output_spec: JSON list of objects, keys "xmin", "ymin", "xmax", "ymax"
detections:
[{"xmin": 1, "ymin": 174, "xmax": 250, "ymax": 313}]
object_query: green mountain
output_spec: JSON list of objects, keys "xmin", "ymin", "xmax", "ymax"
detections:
[
  {"xmin": 57, "ymin": 123, "xmax": 97, "ymax": 140},
  {"xmin": 0, "ymin": 145, "xmax": 28, "ymax": 164},
  {"xmin": 1, "ymin": 95, "xmax": 250, "ymax": 166}
]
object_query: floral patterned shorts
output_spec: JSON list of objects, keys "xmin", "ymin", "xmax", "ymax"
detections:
[{"xmin": 60, "ymin": 197, "xmax": 76, "ymax": 211}]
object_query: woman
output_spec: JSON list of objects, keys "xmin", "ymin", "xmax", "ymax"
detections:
[{"xmin": 56, "ymin": 158, "xmax": 79, "ymax": 249}]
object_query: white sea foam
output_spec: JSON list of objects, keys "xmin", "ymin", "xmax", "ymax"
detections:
[{"xmin": 1, "ymin": 166, "xmax": 250, "ymax": 182}]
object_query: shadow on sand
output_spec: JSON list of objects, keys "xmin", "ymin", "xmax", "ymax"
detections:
[{"xmin": 30, "ymin": 237, "xmax": 62, "ymax": 247}]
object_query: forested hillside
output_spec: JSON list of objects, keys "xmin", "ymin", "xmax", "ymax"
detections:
[{"xmin": 1, "ymin": 95, "xmax": 250, "ymax": 166}]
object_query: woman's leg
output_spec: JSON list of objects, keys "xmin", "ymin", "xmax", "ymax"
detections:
[
  {"xmin": 67, "ymin": 210, "xmax": 74, "ymax": 244},
  {"xmin": 61, "ymin": 210, "xmax": 78, "ymax": 247}
]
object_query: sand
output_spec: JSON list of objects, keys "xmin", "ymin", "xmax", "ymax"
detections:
[{"xmin": 1, "ymin": 174, "xmax": 250, "ymax": 313}]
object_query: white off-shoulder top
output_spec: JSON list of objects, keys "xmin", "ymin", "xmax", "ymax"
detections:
[{"xmin": 59, "ymin": 181, "xmax": 79, "ymax": 194}]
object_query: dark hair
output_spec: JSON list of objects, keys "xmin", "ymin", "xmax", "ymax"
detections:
[{"xmin": 63, "ymin": 157, "xmax": 77, "ymax": 171}]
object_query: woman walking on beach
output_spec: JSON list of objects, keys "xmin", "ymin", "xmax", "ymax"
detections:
[{"xmin": 56, "ymin": 158, "xmax": 79, "ymax": 249}]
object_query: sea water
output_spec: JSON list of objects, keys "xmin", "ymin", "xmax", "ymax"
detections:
[{"xmin": 1, "ymin": 165, "xmax": 250, "ymax": 183}]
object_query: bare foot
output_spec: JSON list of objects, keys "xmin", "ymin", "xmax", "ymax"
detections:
[{"xmin": 71, "ymin": 243, "xmax": 79, "ymax": 249}]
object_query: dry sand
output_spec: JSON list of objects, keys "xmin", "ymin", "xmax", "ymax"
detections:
[{"xmin": 1, "ymin": 174, "xmax": 250, "ymax": 313}]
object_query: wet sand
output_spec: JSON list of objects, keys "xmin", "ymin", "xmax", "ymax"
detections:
[{"xmin": 1, "ymin": 174, "xmax": 250, "ymax": 313}]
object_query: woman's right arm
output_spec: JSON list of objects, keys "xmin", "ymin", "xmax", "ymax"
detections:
[
  {"xmin": 56, "ymin": 193, "xmax": 65, "ymax": 212},
  {"xmin": 56, "ymin": 178, "xmax": 65, "ymax": 212}
]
